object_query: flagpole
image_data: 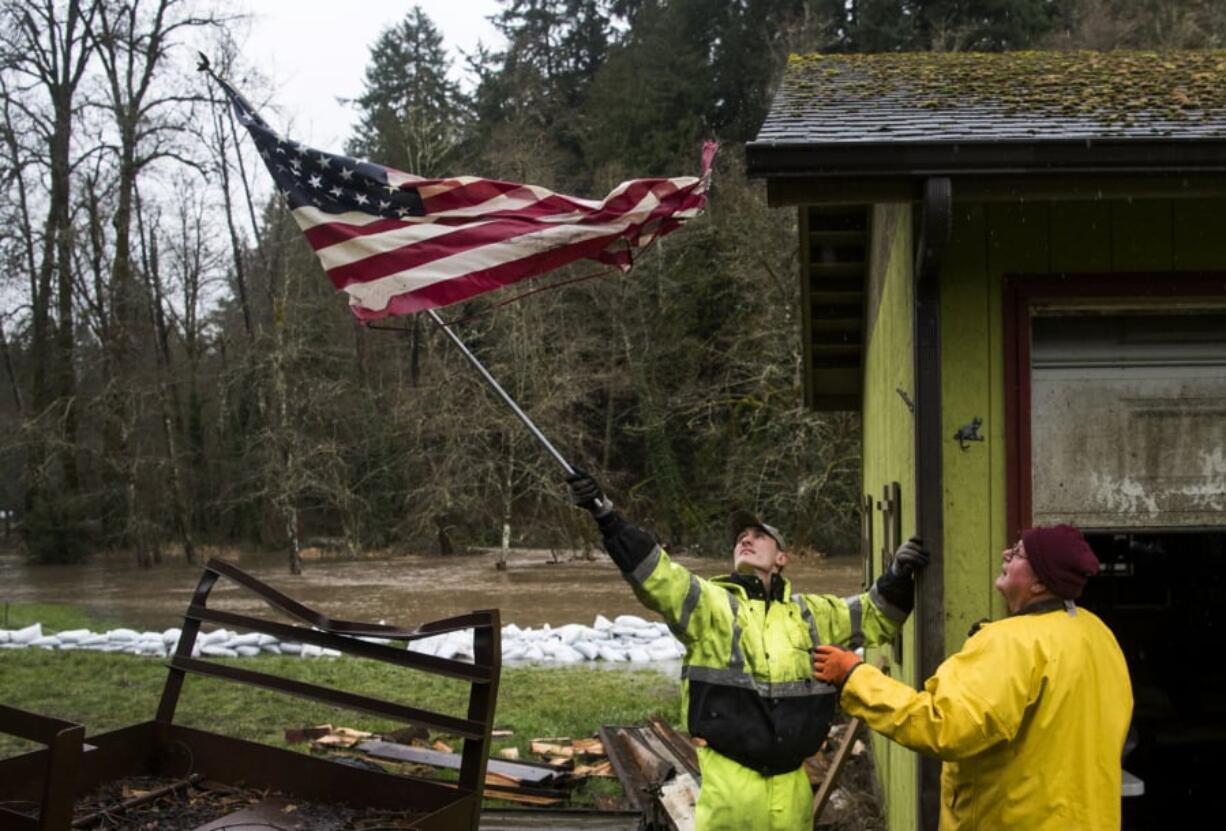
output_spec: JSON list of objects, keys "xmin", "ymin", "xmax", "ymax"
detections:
[{"xmin": 427, "ymin": 309, "xmax": 576, "ymax": 476}]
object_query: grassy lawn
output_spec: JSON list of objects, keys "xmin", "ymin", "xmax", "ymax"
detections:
[{"xmin": 0, "ymin": 603, "xmax": 681, "ymax": 808}]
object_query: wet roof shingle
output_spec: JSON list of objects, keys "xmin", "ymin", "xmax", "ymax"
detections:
[{"xmin": 754, "ymin": 51, "xmax": 1226, "ymax": 146}]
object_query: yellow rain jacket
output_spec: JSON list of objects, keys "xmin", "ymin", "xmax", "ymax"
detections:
[
  {"xmin": 596, "ymin": 511, "xmax": 915, "ymax": 831},
  {"xmin": 840, "ymin": 599, "xmax": 1133, "ymax": 830}
]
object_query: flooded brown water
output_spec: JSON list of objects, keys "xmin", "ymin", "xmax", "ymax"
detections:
[{"xmin": 0, "ymin": 546, "xmax": 866, "ymax": 632}]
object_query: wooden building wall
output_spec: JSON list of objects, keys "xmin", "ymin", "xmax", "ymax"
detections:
[
  {"xmin": 859, "ymin": 194, "xmax": 1226, "ymax": 830},
  {"xmin": 939, "ymin": 197, "xmax": 1226, "ymax": 633}
]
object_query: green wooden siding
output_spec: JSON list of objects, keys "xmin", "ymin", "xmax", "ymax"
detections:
[
  {"xmin": 942, "ymin": 198, "xmax": 1226, "ymax": 625},
  {"xmin": 862, "ymin": 202, "xmax": 918, "ymax": 831}
]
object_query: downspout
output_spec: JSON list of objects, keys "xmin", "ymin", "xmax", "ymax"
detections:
[{"xmin": 913, "ymin": 177, "xmax": 951, "ymax": 831}]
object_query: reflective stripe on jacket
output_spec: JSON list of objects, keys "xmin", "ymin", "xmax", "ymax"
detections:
[
  {"xmin": 625, "ymin": 542, "xmax": 907, "ymax": 775},
  {"xmin": 840, "ymin": 602, "xmax": 1133, "ymax": 830}
]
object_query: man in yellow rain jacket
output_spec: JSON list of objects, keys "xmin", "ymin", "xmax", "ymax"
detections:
[
  {"xmin": 815, "ymin": 524, "xmax": 1132, "ymax": 830},
  {"xmin": 567, "ymin": 471, "xmax": 927, "ymax": 830}
]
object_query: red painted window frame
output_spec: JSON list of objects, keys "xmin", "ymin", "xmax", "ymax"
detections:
[{"xmin": 1002, "ymin": 272, "xmax": 1226, "ymax": 543}]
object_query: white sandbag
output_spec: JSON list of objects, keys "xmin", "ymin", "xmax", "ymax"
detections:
[
  {"xmin": 613, "ymin": 614, "xmax": 649, "ymax": 628},
  {"xmin": 435, "ymin": 641, "xmax": 459, "ymax": 660},
  {"xmin": 59, "ymin": 643, "xmax": 78, "ymax": 651},
  {"xmin": 261, "ymin": 643, "xmax": 282, "ymax": 655},
  {"xmin": 31, "ymin": 635, "xmax": 61, "ymax": 649},
  {"xmin": 162, "ymin": 628, "xmax": 182, "ymax": 645},
  {"xmin": 80, "ymin": 634, "xmax": 109, "ymax": 646},
  {"xmin": 106, "ymin": 627, "xmax": 139, "ymax": 643},
  {"xmin": 626, "ymin": 647, "xmax": 650, "ymax": 662},
  {"xmin": 12, "ymin": 623, "xmax": 44, "ymax": 644},
  {"xmin": 235, "ymin": 645, "xmax": 261, "ymax": 657},
  {"xmin": 551, "ymin": 644, "xmax": 585, "ymax": 663},
  {"xmin": 522, "ymin": 644, "xmax": 544, "ymax": 661},
  {"xmin": 55, "ymin": 628, "xmax": 91, "ymax": 643},
  {"xmin": 138, "ymin": 642, "xmax": 166, "ymax": 657},
  {"xmin": 279, "ymin": 642, "xmax": 303, "ymax": 655},
  {"xmin": 648, "ymin": 641, "xmax": 682, "ymax": 661},
  {"xmin": 198, "ymin": 629, "xmax": 231, "ymax": 646},
  {"xmin": 321, "ymin": 647, "xmax": 342, "ymax": 658},
  {"xmin": 300, "ymin": 643, "xmax": 323, "ymax": 658},
  {"xmin": 0, "ymin": 630, "xmax": 10, "ymax": 644},
  {"xmin": 597, "ymin": 645, "xmax": 627, "ymax": 662},
  {"xmin": 0, "ymin": 642, "xmax": 24, "ymax": 649},
  {"xmin": 593, "ymin": 614, "xmax": 614, "ymax": 631},
  {"xmin": 230, "ymin": 632, "xmax": 260, "ymax": 647},
  {"xmin": 502, "ymin": 643, "xmax": 526, "ymax": 661},
  {"xmin": 502, "ymin": 623, "xmax": 522, "ymax": 638},
  {"xmin": 201, "ymin": 645, "xmax": 238, "ymax": 658},
  {"xmin": 573, "ymin": 641, "xmax": 599, "ymax": 660},
  {"xmin": 555, "ymin": 624, "xmax": 587, "ymax": 645},
  {"xmin": 256, "ymin": 633, "xmax": 278, "ymax": 646}
]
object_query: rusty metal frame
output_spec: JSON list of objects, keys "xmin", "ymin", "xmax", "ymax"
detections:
[
  {"xmin": 0, "ymin": 557, "xmax": 501, "ymax": 830},
  {"xmin": 0, "ymin": 706, "xmax": 85, "ymax": 830}
]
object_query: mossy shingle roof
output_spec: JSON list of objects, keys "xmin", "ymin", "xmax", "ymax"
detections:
[{"xmin": 756, "ymin": 50, "xmax": 1226, "ymax": 145}]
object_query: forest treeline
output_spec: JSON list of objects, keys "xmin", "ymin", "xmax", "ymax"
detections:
[{"xmin": 1, "ymin": 0, "xmax": 1222, "ymax": 570}]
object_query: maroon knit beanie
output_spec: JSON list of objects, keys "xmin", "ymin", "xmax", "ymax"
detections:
[{"xmin": 1021, "ymin": 524, "xmax": 1100, "ymax": 600}]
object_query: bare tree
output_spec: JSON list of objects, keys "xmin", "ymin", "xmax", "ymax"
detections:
[{"xmin": 0, "ymin": 0, "xmax": 100, "ymax": 560}]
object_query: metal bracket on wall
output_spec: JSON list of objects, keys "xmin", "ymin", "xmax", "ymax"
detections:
[
  {"xmin": 896, "ymin": 387, "xmax": 915, "ymax": 413},
  {"xmin": 876, "ymin": 482, "xmax": 905, "ymax": 664},
  {"xmin": 953, "ymin": 416, "xmax": 985, "ymax": 451}
]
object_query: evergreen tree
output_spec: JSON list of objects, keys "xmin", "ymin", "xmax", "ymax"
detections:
[{"xmin": 347, "ymin": 6, "xmax": 470, "ymax": 176}]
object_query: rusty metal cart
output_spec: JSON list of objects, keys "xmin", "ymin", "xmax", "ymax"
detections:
[{"xmin": 0, "ymin": 557, "xmax": 500, "ymax": 830}]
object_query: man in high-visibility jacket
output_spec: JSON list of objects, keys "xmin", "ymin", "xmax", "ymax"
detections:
[
  {"xmin": 815, "ymin": 524, "xmax": 1132, "ymax": 830},
  {"xmin": 567, "ymin": 471, "xmax": 927, "ymax": 831}
]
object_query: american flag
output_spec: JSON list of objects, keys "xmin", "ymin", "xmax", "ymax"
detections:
[{"xmin": 214, "ymin": 76, "xmax": 717, "ymax": 320}]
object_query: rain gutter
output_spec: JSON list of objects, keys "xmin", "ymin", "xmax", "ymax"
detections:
[{"xmin": 744, "ymin": 137, "xmax": 1226, "ymax": 180}]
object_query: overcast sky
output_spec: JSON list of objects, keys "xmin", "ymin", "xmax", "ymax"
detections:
[{"xmin": 235, "ymin": 1, "xmax": 503, "ymax": 150}]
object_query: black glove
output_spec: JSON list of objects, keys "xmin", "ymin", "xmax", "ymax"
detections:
[
  {"xmin": 890, "ymin": 537, "xmax": 929, "ymax": 578},
  {"xmin": 566, "ymin": 469, "xmax": 614, "ymax": 519}
]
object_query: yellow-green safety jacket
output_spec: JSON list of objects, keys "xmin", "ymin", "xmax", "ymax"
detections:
[
  {"xmin": 839, "ymin": 598, "xmax": 1133, "ymax": 830},
  {"xmin": 596, "ymin": 511, "xmax": 915, "ymax": 775}
]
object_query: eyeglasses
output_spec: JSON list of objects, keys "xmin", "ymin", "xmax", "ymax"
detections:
[{"xmin": 1003, "ymin": 543, "xmax": 1027, "ymax": 563}]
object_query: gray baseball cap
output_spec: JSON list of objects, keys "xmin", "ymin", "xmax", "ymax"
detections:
[{"xmin": 729, "ymin": 510, "xmax": 786, "ymax": 551}]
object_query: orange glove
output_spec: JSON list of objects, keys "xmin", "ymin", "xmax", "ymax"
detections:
[{"xmin": 813, "ymin": 645, "xmax": 863, "ymax": 686}]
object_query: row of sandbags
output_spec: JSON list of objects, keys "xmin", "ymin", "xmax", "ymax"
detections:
[{"xmin": 0, "ymin": 614, "xmax": 686, "ymax": 664}]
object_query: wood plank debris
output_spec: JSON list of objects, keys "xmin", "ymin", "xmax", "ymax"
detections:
[
  {"xmin": 531, "ymin": 739, "xmax": 574, "ymax": 758},
  {"xmin": 572, "ymin": 760, "xmax": 615, "ymax": 777},
  {"xmin": 600, "ymin": 724, "xmax": 704, "ymax": 831},
  {"xmin": 649, "ymin": 718, "xmax": 700, "ymax": 779},
  {"xmin": 813, "ymin": 717, "xmax": 863, "ymax": 822},
  {"xmin": 283, "ymin": 724, "xmax": 334, "ymax": 744},
  {"xmin": 658, "ymin": 772, "xmax": 699, "ymax": 831},
  {"xmin": 357, "ymin": 740, "xmax": 563, "ymax": 785},
  {"xmin": 478, "ymin": 807, "xmax": 641, "ymax": 829},
  {"xmin": 309, "ymin": 726, "xmax": 372, "ymax": 748}
]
